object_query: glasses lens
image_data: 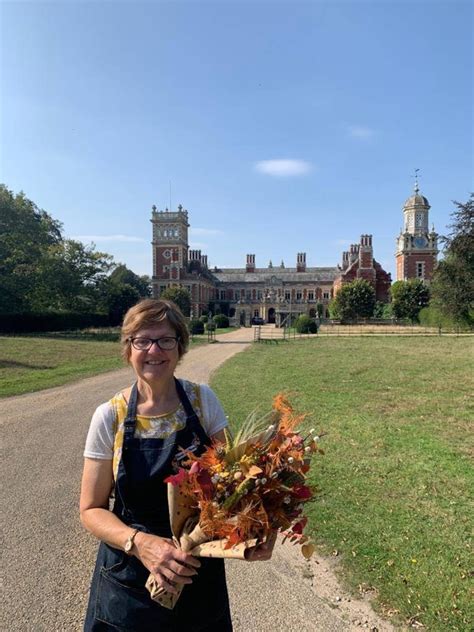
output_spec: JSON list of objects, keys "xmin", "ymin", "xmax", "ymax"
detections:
[
  {"xmin": 131, "ymin": 338, "xmax": 152, "ymax": 350},
  {"xmin": 158, "ymin": 337, "xmax": 178, "ymax": 350}
]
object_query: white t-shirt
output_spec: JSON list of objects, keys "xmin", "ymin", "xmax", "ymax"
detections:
[{"xmin": 84, "ymin": 381, "xmax": 228, "ymax": 461}]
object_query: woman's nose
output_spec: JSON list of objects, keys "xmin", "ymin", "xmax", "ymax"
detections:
[{"xmin": 147, "ymin": 341, "xmax": 164, "ymax": 353}]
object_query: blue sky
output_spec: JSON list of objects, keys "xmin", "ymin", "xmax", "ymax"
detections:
[{"xmin": 2, "ymin": 0, "xmax": 472, "ymax": 280}]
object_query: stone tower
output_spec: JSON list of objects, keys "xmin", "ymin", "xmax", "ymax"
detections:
[
  {"xmin": 151, "ymin": 204, "xmax": 190, "ymax": 285},
  {"xmin": 395, "ymin": 178, "xmax": 438, "ymax": 282}
]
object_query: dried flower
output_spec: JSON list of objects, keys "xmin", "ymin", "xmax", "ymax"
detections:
[{"xmin": 164, "ymin": 392, "xmax": 321, "ymax": 560}]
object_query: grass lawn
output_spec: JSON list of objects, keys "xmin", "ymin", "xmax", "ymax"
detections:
[
  {"xmin": 0, "ymin": 332, "xmax": 208, "ymax": 397},
  {"xmin": 0, "ymin": 336, "xmax": 124, "ymax": 397},
  {"xmin": 210, "ymin": 337, "xmax": 473, "ymax": 631}
]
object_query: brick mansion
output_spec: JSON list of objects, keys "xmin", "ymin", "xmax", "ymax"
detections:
[{"xmin": 151, "ymin": 184, "xmax": 438, "ymax": 324}]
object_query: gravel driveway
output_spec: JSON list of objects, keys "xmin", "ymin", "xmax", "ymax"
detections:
[{"xmin": 0, "ymin": 328, "xmax": 394, "ymax": 631}]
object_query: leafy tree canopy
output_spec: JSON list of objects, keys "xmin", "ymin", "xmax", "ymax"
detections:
[
  {"xmin": 0, "ymin": 184, "xmax": 146, "ymax": 319},
  {"xmin": 330, "ymin": 279, "xmax": 376, "ymax": 321},
  {"xmin": 431, "ymin": 194, "xmax": 474, "ymax": 326},
  {"xmin": 106, "ymin": 283, "xmax": 141, "ymax": 325},
  {"xmin": 390, "ymin": 279, "xmax": 430, "ymax": 322},
  {"xmin": 160, "ymin": 286, "xmax": 191, "ymax": 316},
  {"xmin": 109, "ymin": 264, "xmax": 151, "ymax": 298}
]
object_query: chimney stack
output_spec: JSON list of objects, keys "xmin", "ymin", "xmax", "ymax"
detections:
[
  {"xmin": 296, "ymin": 252, "xmax": 307, "ymax": 272},
  {"xmin": 246, "ymin": 254, "xmax": 256, "ymax": 273},
  {"xmin": 359, "ymin": 234, "xmax": 373, "ymax": 268}
]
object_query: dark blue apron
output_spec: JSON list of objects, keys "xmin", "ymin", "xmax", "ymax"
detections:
[{"xmin": 84, "ymin": 378, "xmax": 233, "ymax": 631}]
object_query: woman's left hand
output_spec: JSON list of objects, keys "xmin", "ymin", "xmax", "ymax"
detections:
[{"xmin": 245, "ymin": 531, "xmax": 278, "ymax": 562}]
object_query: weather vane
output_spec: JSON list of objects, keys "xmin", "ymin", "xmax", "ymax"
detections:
[{"xmin": 413, "ymin": 168, "xmax": 421, "ymax": 193}]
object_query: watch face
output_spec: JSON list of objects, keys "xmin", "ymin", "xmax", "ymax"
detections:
[{"xmin": 414, "ymin": 236, "xmax": 428, "ymax": 248}]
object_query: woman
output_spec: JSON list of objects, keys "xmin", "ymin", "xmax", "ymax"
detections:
[{"xmin": 81, "ymin": 299, "xmax": 271, "ymax": 631}]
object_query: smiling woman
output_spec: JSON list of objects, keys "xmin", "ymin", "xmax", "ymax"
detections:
[{"xmin": 80, "ymin": 299, "xmax": 265, "ymax": 631}]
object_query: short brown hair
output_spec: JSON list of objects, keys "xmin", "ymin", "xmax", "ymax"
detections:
[{"xmin": 120, "ymin": 299, "xmax": 189, "ymax": 362}]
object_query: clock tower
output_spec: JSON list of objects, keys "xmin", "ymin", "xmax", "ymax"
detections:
[
  {"xmin": 151, "ymin": 204, "xmax": 190, "ymax": 290},
  {"xmin": 395, "ymin": 178, "xmax": 438, "ymax": 282}
]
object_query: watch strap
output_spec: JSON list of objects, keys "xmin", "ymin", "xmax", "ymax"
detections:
[{"xmin": 125, "ymin": 528, "xmax": 140, "ymax": 555}]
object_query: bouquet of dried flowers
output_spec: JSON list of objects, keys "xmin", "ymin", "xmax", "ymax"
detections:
[{"xmin": 146, "ymin": 393, "xmax": 323, "ymax": 608}]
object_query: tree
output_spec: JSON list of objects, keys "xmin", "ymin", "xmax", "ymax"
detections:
[
  {"xmin": 390, "ymin": 280, "xmax": 430, "ymax": 322},
  {"xmin": 32, "ymin": 239, "xmax": 114, "ymax": 312},
  {"xmin": 160, "ymin": 287, "xmax": 191, "ymax": 316},
  {"xmin": 331, "ymin": 279, "xmax": 376, "ymax": 321},
  {"xmin": 431, "ymin": 194, "xmax": 474, "ymax": 326},
  {"xmin": 0, "ymin": 185, "xmax": 62, "ymax": 312},
  {"xmin": 106, "ymin": 283, "xmax": 141, "ymax": 325},
  {"xmin": 109, "ymin": 264, "xmax": 151, "ymax": 298},
  {"xmin": 0, "ymin": 184, "xmax": 115, "ymax": 314}
]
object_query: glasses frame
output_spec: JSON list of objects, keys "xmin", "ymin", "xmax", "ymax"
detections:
[{"xmin": 129, "ymin": 336, "xmax": 180, "ymax": 351}]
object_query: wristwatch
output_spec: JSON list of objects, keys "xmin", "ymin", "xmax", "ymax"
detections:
[{"xmin": 124, "ymin": 528, "xmax": 140, "ymax": 555}]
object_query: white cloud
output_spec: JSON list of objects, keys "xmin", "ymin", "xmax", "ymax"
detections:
[
  {"xmin": 347, "ymin": 125, "xmax": 375, "ymax": 139},
  {"xmin": 189, "ymin": 227, "xmax": 224, "ymax": 237},
  {"xmin": 189, "ymin": 241, "xmax": 208, "ymax": 249},
  {"xmin": 254, "ymin": 159, "xmax": 313, "ymax": 177},
  {"xmin": 73, "ymin": 234, "xmax": 147, "ymax": 243}
]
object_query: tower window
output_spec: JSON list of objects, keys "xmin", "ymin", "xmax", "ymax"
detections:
[
  {"xmin": 323, "ymin": 292, "xmax": 330, "ymax": 300},
  {"xmin": 416, "ymin": 262, "xmax": 425, "ymax": 279}
]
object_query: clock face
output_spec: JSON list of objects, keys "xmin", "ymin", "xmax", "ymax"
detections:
[{"xmin": 414, "ymin": 236, "xmax": 428, "ymax": 248}]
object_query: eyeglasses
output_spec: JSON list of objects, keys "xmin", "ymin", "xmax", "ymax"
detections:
[{"xmin": 129, "ymin": 336, "xmax": 180, "ymax": 351}]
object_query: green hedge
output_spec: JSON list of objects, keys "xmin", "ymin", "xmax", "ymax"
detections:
[{"xmin": 0, "ymin": 312, "xmax": 110, "ymax": 333}]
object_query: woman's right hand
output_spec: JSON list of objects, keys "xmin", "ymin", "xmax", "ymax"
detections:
[{"xmin": 133, "ymin": 532, "xmax": 201, "ymax": 593}]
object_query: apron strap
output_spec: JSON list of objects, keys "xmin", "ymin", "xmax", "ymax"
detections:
[
  {"xmin": 123, "ymin": 382, "xmax": 139, "ymax": 449},
  {"xmin": 174, "ymin": 377, "xmax": 200, "ymax": 423}
]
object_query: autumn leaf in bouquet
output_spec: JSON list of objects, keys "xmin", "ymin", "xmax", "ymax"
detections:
[{"xmin": 166, "ymin": 392, "xmax": 324, "ymax": 559}]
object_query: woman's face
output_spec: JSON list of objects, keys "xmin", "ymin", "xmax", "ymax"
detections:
[{"xmin": 128, "ymin": 320, "xmax": 180, "ymax": 385}]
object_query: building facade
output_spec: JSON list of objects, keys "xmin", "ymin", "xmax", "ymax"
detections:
[
  {"xmin": 395, "ymin": 182, "xmax": 438, "ymax": 282},
  {"xmin": 151, "ymin": 204, "xmax": 391, "ymax": 324}
]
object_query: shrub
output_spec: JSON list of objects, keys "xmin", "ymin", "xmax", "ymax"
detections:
[
  {"xmin": 189, "ymin": 319, "xmax": 204, "ymax": 335},
  {"xmin": 373, "ymin": 301, "xmax": 393, "ymax": 319},
  {"xmin": 418, "ymin": 305, "xmax": 471, "ymax": 330},
  {"xmin": 213, "ymin": 314, "xmax": 229, "ymax": 328},
  {"xmin": 295, "ymin": 314, "xmax": 318, "ymax": 334}
]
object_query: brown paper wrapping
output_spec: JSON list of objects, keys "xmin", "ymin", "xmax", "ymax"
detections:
[{"xmin": 145, "ymin": 482, "xmax": 259, "ymax": 608}]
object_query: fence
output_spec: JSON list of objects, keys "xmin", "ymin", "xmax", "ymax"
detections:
[
  {"xmin": 318, "ymin": 321, "xmax": 473, "ymax": 336},
  {"xmin": 253, "ymin": 321, "xmax": 473, "ymax": 341}
]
